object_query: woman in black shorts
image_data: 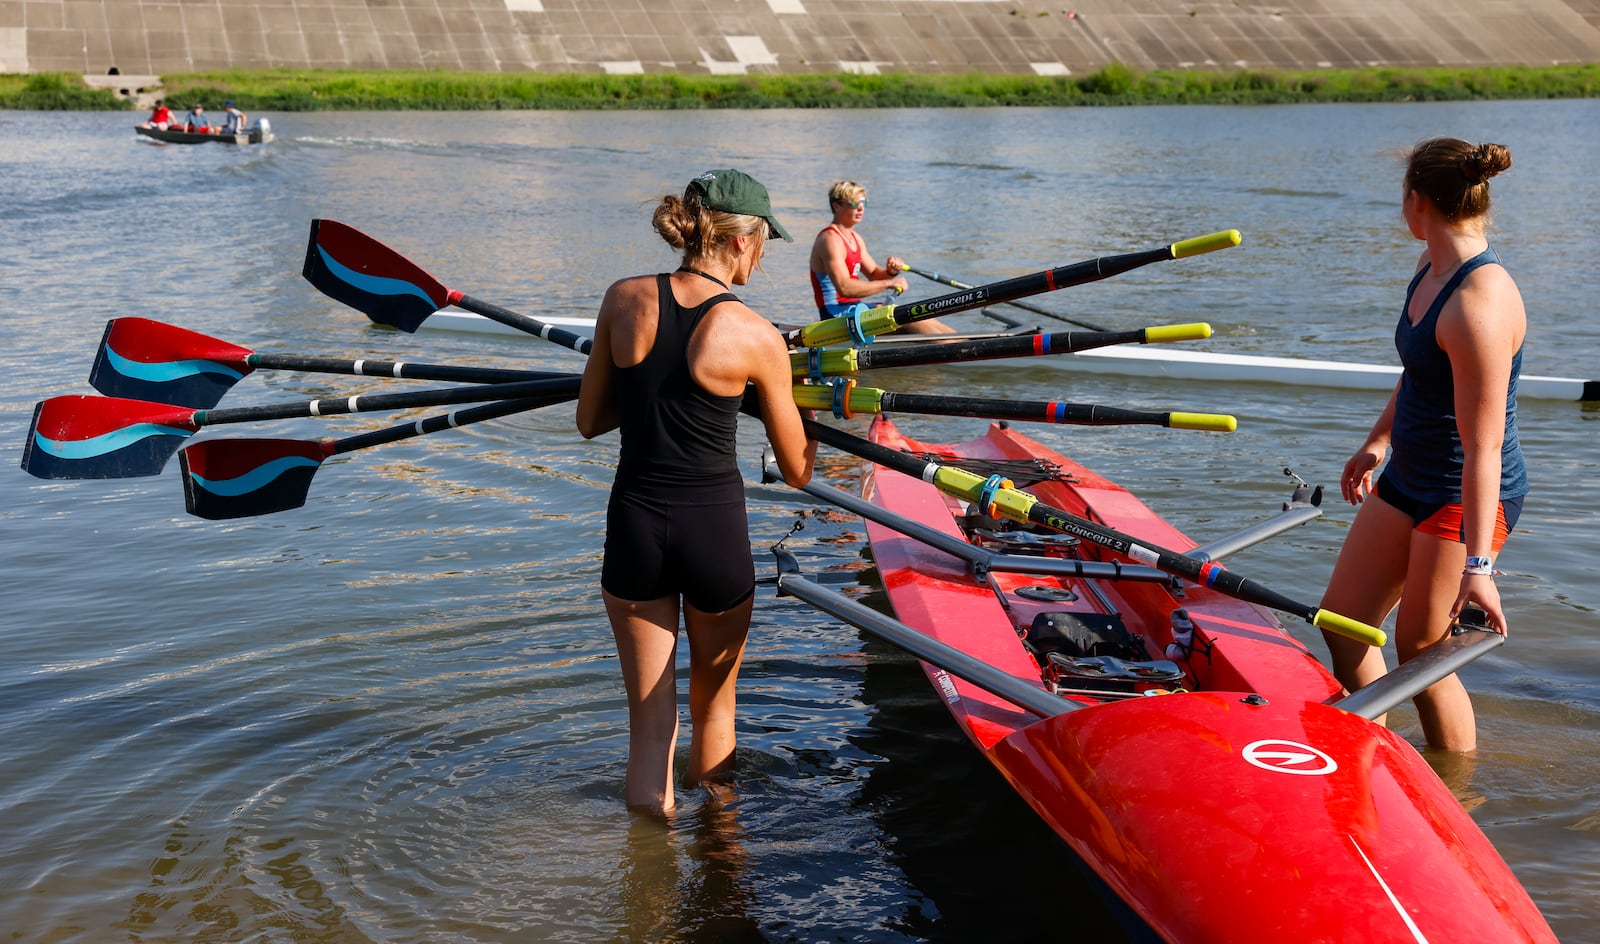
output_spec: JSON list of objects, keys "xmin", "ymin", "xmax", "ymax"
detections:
[
  {"xmin": 1319, "ymin": 138, "xmax": 1527, "ymax": 752},
  {"xmin": 577, "ymin": 169, "xmax": 817, "ymax": 815}
]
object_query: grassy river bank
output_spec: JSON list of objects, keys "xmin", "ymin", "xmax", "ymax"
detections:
[{"xmin": 5, "ymin": 63, "xmax": 1599, "ymax": 111}]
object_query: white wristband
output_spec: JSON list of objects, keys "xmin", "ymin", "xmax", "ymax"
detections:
[{"xmin": 1463, "ymin": 555, "xmax": 1494, "ymax": 576}]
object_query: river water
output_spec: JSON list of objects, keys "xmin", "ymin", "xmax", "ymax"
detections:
[{"xmin": 2, "ymin": 101, "xmax": 1597, "ymax": 942}]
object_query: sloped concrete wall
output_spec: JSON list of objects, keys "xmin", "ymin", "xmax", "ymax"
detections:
[{"xmin": 5, "ymin": 0, "xmax": 1599, "ymax": 77}]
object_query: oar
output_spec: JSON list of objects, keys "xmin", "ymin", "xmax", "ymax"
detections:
[
  {"xmin": 791, "ymin": 381, "xmax": 1236, "ymax": 431},
  {"xmin": 180, "ymin": 396, "xmax": 570, "ymax": 520},
  {"xmin": 787, "ymin": 231, "xmax": 1240, "ymax": 349},
  {"xmin": 303, "ymin": 219, "xmax": 594, "ymax": 355},
  {"xmin": 903, "ymin": 263, "xmax": 1107, "ymax": 331},
  {"xmin": 791, "ymin": 322, "xmax": 1212, "ymax": 379},
  {"xmin": 804, "ymin": 417, "xmax": 1386, "ymax": 648},
  {"xmin": 91, "ymin": 317, "xmax": 554, "ymax": 408},
  {"xmin": 22, "ymin": 376, "xmax": 581, "ymax": 479}
]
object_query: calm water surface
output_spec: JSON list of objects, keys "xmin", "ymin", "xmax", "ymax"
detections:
[{"xmin": 2, "ymin": 102, "xmax": 1598, "ymax": 942}]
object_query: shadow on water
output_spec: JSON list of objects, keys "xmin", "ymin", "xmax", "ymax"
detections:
[{"xmin": 849, "ymin": 635, "xmax": 1136, "ymax": 944}]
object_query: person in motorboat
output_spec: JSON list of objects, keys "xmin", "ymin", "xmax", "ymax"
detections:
[
  {"xmin": 808, "ymin": 179, "xmax": 954, "ymax": 334},
  {"xmin": 1320, "ymin": 137, "xmax": 1527, "ymax": 753},
  {"xmin": 142, "ymin": 100, "xmax": 176, "ymax": 130},
  {"xmin": 183, "ymin": 104, "xmax": 211, "ymax": 133},
  {"xmin": 576, "ymin": 168, "xmax": 818, "ymax": 816},
  {"xmin": 222, "ymin": 101, "xmax": 249, "ymax": 134}
]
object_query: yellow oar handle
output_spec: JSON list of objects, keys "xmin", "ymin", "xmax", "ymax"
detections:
[
  {"xmin": 1144, "ymin": 322, "xmax": 1212, "ymax": 343},
  {"xmin": 1313, "ymin": 609, "xmax": 1388, "ymax": 647},
  {"xmin": 1168, "ymin": 412, "xmax": 1237, "ymax": 432},
  {"xmin": 797, "ymin": 304, "xmax": 899, "ymax": 349},
  {"xmin": 790, "ymin": 383, "xmax": 885, "ymax": 416},
  {"xmin": 789, "ymin": 348, "xmax": 858, "ymax": 378},
  {"xmin": 1171, "ymin": 230, "xmax": 1242, "ymax": 258}
]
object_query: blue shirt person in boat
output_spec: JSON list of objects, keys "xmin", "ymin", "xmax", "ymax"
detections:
[
  {"xmin": 576, "ymin": 168, "xmax": 817, "ymax": 816},
  {"xmin": 808, "ymin": 180, "xmax": 954, "ymax": 335},
  {"xmin": 221, "ymin": 101, "xmax": 248, "ymax": 134},
  {"xmin": 1320, "ymin": 137, "xmax": 1528, "ymax": 753},
  {"xmin": 183, "ymin": 105, "xmax": 211, "ymax": 132}
]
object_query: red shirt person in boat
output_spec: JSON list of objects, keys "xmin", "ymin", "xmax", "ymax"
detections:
[
  {"xmin": 143, "ymin": 100, "xmax": 175, "ymax": 130},
  {"xmin": 576, "ymin": 169, "xmax": 817, "ymax": 815},
  {"xmin": 1320, "ymin": 137, "xmax": 1528, "ymax": 752},
  {"xmin": 808, "ymin": 180, "xmax": 953, "ymax": 334}
]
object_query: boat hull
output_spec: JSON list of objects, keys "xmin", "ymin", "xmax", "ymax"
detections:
[
  {"xmin": 136, "ymin": 124, "xmax": 273, "ymax": 145},
  {"xmin": 859, "ymin": 415, "xmax": 1554, "ymax": 942}
]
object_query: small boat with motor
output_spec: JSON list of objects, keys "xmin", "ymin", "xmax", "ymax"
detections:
[
  {"xmin": 136, "ymin": 118, "xmax": 273, "ymax": 146},
  {"xmin": 770, "ymin": 414, "xmax": 1556, "ymax": 942}
]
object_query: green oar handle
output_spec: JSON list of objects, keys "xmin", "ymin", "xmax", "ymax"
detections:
[
  {"xmin": 902, "ymin": 263, "xmax": 1108, "ymax": 331},
  {"xmin": 246, "ymin": 354, "xmax": 556, "ymax": 386},
  {"xmin": 195, "ymin": 376, "xmax": 582, "ymax": 427},
  {"xmin": 789, "ymin": 231, "xmax": 1241, "ymax": 349},
  {"xmin": 804, "ymin": 418, "xmax": 1385, "ymax": 648},
  {"xmin": 789, "ymin": 322, "xmax": 1214, "ymax": 378},
  {"xmin": 792, "ymin": 384, "xmax": 1236, "ymax": 430}
]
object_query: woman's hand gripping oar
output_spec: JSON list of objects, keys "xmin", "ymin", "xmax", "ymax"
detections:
[
  {"xmin": 179, "ymin": 395, "xmax": 575, "ymax": 519},
  {"xmin": 901, "ymin": 263, "xmax": 1108, "ymax": 331},
  {"xmin": 303, "ymin": 218, "xmax": 594, "ymax": 355},
  {"xmin": 787, "ymin": 230, "xmax": 1240, "ymax": 350},
  {"xmin": 22, "ymin": 376, "xmax": 580, "ymax": 479},
  {"xmin": 804, "ymin": 418, "xmax": 1386, "ymax": 648},
  {"xmin": 91, "ymin": 317, "xmax": 557, "ymax": 409}
]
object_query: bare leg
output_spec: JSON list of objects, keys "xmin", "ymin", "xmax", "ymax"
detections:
[
  {"xmin": 1320, "ymin": 494, "xmax": 1410, "ymax": 697},
  {"xmin": 682, "ymin": 595, "xmax": 754, "ymax": 788},
  {"xmin": 605, "ymin": 590, "xmax": 682, "ymax": 815},
  {"xmin": 1395, "ymin": 530, "xmax": 1475, "ymax": 751}
]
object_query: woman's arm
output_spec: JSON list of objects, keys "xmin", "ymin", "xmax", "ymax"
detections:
[
  {"xmin": 575, "ymin": 282, "xmax": 623, "ymax": 439},
  {"xmin": 748, "ymin": 328, "xmax": 816, "ymax": 487},
  {"xmin": 1439, "ymin": 267, "xmax": 1525, "ymax": 631}
]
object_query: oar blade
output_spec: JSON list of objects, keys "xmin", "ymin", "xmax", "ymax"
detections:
[
  {"xmin": 303, "ymin": 219, "xmax": 451, "ymax": 332},
  {"xmin": 180, "ymin": 438, "xmax": 329, "ymax": 519},
  {"xmin": 89, "ymin": 318, "xmax": 255, "ymax": 408},
  {"xmin": 21, "ymin": 395, "xmax": 194, "ymax": 479}
]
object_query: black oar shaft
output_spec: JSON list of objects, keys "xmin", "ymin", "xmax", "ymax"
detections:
[
  {"xmin": 328, "ymin": 396, "xmax": 566, "ymax": 455},
  {"xmin": 905, "ymin": 265, "xmax": 1107, "ymax": 330},
  {"xmin": 789, "ymin": 232, "xmax": 1238, "ymax": 349},
  {"xmin": 451, "ymin": 292, "xmax": 595, "ymax": 357},
  {"xmin": 855, "ymin": 328, "xmax": 1149, "ymax": 371},
  {"xmin": 247, "ymin": 354, "xmax": 552, "ymax": 385},
  {"xmin": 876, "ymin": 393, "xmax": 1178, "ymax": 426},
  {"xmin": 803, "ymin": 418, "xmax": 1382, "ymax": 645},
  {"xmin": 195, "ymin": 376, "xmax": 581, "ymax": 426}
]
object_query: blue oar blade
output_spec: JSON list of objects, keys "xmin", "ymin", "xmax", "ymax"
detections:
[
  {"xmin": 89, "ymin": 318, "xmax": 251, "ymax": 409},
  {"xmin": 180, "ymin": 438, "xmax": 329, "ymax": 519},
  {"xmin": 303, "ymin": 219, "xmax": 452, "ymax": 332},
  {"xmin": 21, "ymin": 397, "xmax": 191, "ymax": 479}
]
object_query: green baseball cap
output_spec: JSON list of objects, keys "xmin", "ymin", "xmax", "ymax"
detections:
[{"xmin": 686, "ymin": 169, "xmax": 793, "ymax": 242}]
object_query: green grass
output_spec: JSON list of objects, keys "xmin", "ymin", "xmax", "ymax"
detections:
[{"xmin": 5, "ymin": 63, "xmax": 1599, "ymax": 111}]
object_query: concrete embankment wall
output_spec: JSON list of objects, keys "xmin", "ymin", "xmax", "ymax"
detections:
[{"xmin": 4, "ymin": 0, "xmax": 1600, "ymax": 84}]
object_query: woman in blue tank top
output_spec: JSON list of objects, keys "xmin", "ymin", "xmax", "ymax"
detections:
[
  {"xmin": 1320, "ymin": 138, "xmax": 1528, "ymax": 753},
  {"xmin": 576, "ymin": 169, "xmax": 817, "ymax": 815}
]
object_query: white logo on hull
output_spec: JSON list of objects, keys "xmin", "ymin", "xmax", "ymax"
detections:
[{"xmin": 1242, "ymin": 739, "xmax": 1338, "ymax": 775}]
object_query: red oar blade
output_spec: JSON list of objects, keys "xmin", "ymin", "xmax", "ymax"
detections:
[
  {"xmin": 180, "ymin": 438, "xmax": 331, "ymax": 520},
  {"xmin": 303, "ymin": 219, "xmax": 452, "ymax": 332},
  {"xmin": 89, "ymin": 318, "xmax": 256, "ymax": 408},
  {"xmin": 21, "ymin": 395, "xmax": 198, "ymax": 479}
]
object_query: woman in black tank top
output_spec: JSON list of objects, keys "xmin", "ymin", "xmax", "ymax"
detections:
[
  {"xmin": 576, "ymin": 170, "xmax": 817, "ymax": 816},
  {"xmin": 1318, "ymin": 138, "xmax": 1528, "ymax": 753}
]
